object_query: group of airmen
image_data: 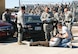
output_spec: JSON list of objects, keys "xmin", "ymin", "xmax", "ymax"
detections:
[
  {"xmin": 2, "ymin": 5, "xmax": 73, "ymax": 45},
  {"xmin": 41, "ymin": 7, "xmax": 73, "ymax": 41}
]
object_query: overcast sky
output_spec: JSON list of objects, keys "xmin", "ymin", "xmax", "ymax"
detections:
[{"xmin": 5, "ymin": 0, "xmax": 75, "ymax": 8}]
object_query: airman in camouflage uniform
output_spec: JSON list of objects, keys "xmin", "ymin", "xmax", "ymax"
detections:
[
  {"xmin": 40, "ymin": 7, "xmax": 54, "ymax": 41},
  {"xmin": 64, "ymin": 8, "xmax": 73, "ymax": 32}
]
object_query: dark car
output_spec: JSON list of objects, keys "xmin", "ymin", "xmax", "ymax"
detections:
[
  {"xmin": 0, "ymin": 20, "xmax": 14, "ymax": 39},
  {"xmin": 22, "ymin": 15, "xmax": 45, "ymax": 41}
]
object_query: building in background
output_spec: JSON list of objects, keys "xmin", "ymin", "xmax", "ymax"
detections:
[{"xmin": 0, "ymin": 0, "xmax": 5, "ymax": 19}]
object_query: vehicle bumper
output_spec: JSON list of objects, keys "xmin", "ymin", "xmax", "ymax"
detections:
[
  {"xmin": 0, "ymin": 30, "xmax": 14, "ymax": 38},
  {"xmin": 23, "ymin": 30, "xmax": 45, "ymax": 39}
]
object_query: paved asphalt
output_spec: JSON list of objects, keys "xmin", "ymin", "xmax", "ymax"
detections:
[{"xmin": 0, "ymin": 22, "xmax": 78, "ymax": 54}]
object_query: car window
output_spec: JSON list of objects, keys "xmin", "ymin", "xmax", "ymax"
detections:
[{"xmin": 25, "ymin": 16, "xmax": 41, "ymax": 22}]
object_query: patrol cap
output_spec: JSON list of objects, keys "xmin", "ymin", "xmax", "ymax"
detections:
[
  {"xmin": 5, "ymin": 9, "xmax": 9, "ymax": 11},
  {"xmin": 21, "ymin": 6, "xmax": 25, "ymax": 10}
]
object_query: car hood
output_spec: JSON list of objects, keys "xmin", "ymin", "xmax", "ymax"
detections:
[{"xmin": 0, "ymin": 20, "xmax": 12, "ymax": 27}]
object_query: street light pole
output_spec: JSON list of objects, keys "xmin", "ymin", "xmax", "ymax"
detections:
[
  {"xmin": 19, "ymin": 0, "xmax": 21, "ymax": 9},
  {"xmin": 62, "ymin": 0, "xmax": 63, "ymax": 3}
]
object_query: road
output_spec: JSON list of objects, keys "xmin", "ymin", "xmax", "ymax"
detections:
[{"xmin": 0, "ymin": 23, "xmax": 78, "ymax": 54}]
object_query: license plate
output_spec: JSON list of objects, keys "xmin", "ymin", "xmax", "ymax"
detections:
[
  {"xmin": 0, "ymin": 32, "xmax": 7, "ymax": 36},
  {"xmin": 35, "ymin": 27, "xmax": 41, "ymax": 30}
]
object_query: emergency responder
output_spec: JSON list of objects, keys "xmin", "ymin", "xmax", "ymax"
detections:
[
  {"xmin": 64, "ymin": 8, "xmax": 73, "ymax": 32},
  {"xmin": 17, "ymin": 6, "xmax": 25, "ymax": 45},
  {"xmin": 64, "ymin": 8, "xmax": 73, "ymax": 39},
  {"xmin": 2, "ymin": 9, "xmax": 17, "ymax": 36},
  {"xmin": 40, "ymin": 7, "xmax": 54, "ymax": 41},
  {"xmin": 2, "ymin": 9, "xmax": 11, "ymax": 22}
]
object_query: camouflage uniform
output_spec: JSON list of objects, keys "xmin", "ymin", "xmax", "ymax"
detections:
[
  {"xmin": 17, "ymin": 10, "xmax": 25, "ymax": 44},
  {"xmin": 64, "ymin": 11, "xmax": 73, "ymax": 31},
  {"xmin": 41, "ymin": 12, "xmax": 53, "ymax": 41},
  {"xmin": 53, "ymin": 12, "xmax": 59, "ymax": 35}
]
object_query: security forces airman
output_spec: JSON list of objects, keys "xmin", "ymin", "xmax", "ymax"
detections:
[
  {"xmin": 64, "ymin": 8, "xmax": 73, "ymax": 32},
  {"xmin": 63, "ymin": 8, "xmax": 73, "ymax": 40},
  {"xmin": 17, "ymin": 6, "xmax": 25, "ymax": 45},
  {"xmin": 40, "ymin": 7, "xmax": 54, "ymax": 41}
]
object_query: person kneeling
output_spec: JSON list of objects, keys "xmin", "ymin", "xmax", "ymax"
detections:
[{"xmin": 30, "ymin": 23, "xmax": 72, "ymax": 48}]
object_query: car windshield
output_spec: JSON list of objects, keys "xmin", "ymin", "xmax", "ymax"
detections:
[{"xmin": 24, "ymin": 16, "xmax": 41, "ymax": 22}]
